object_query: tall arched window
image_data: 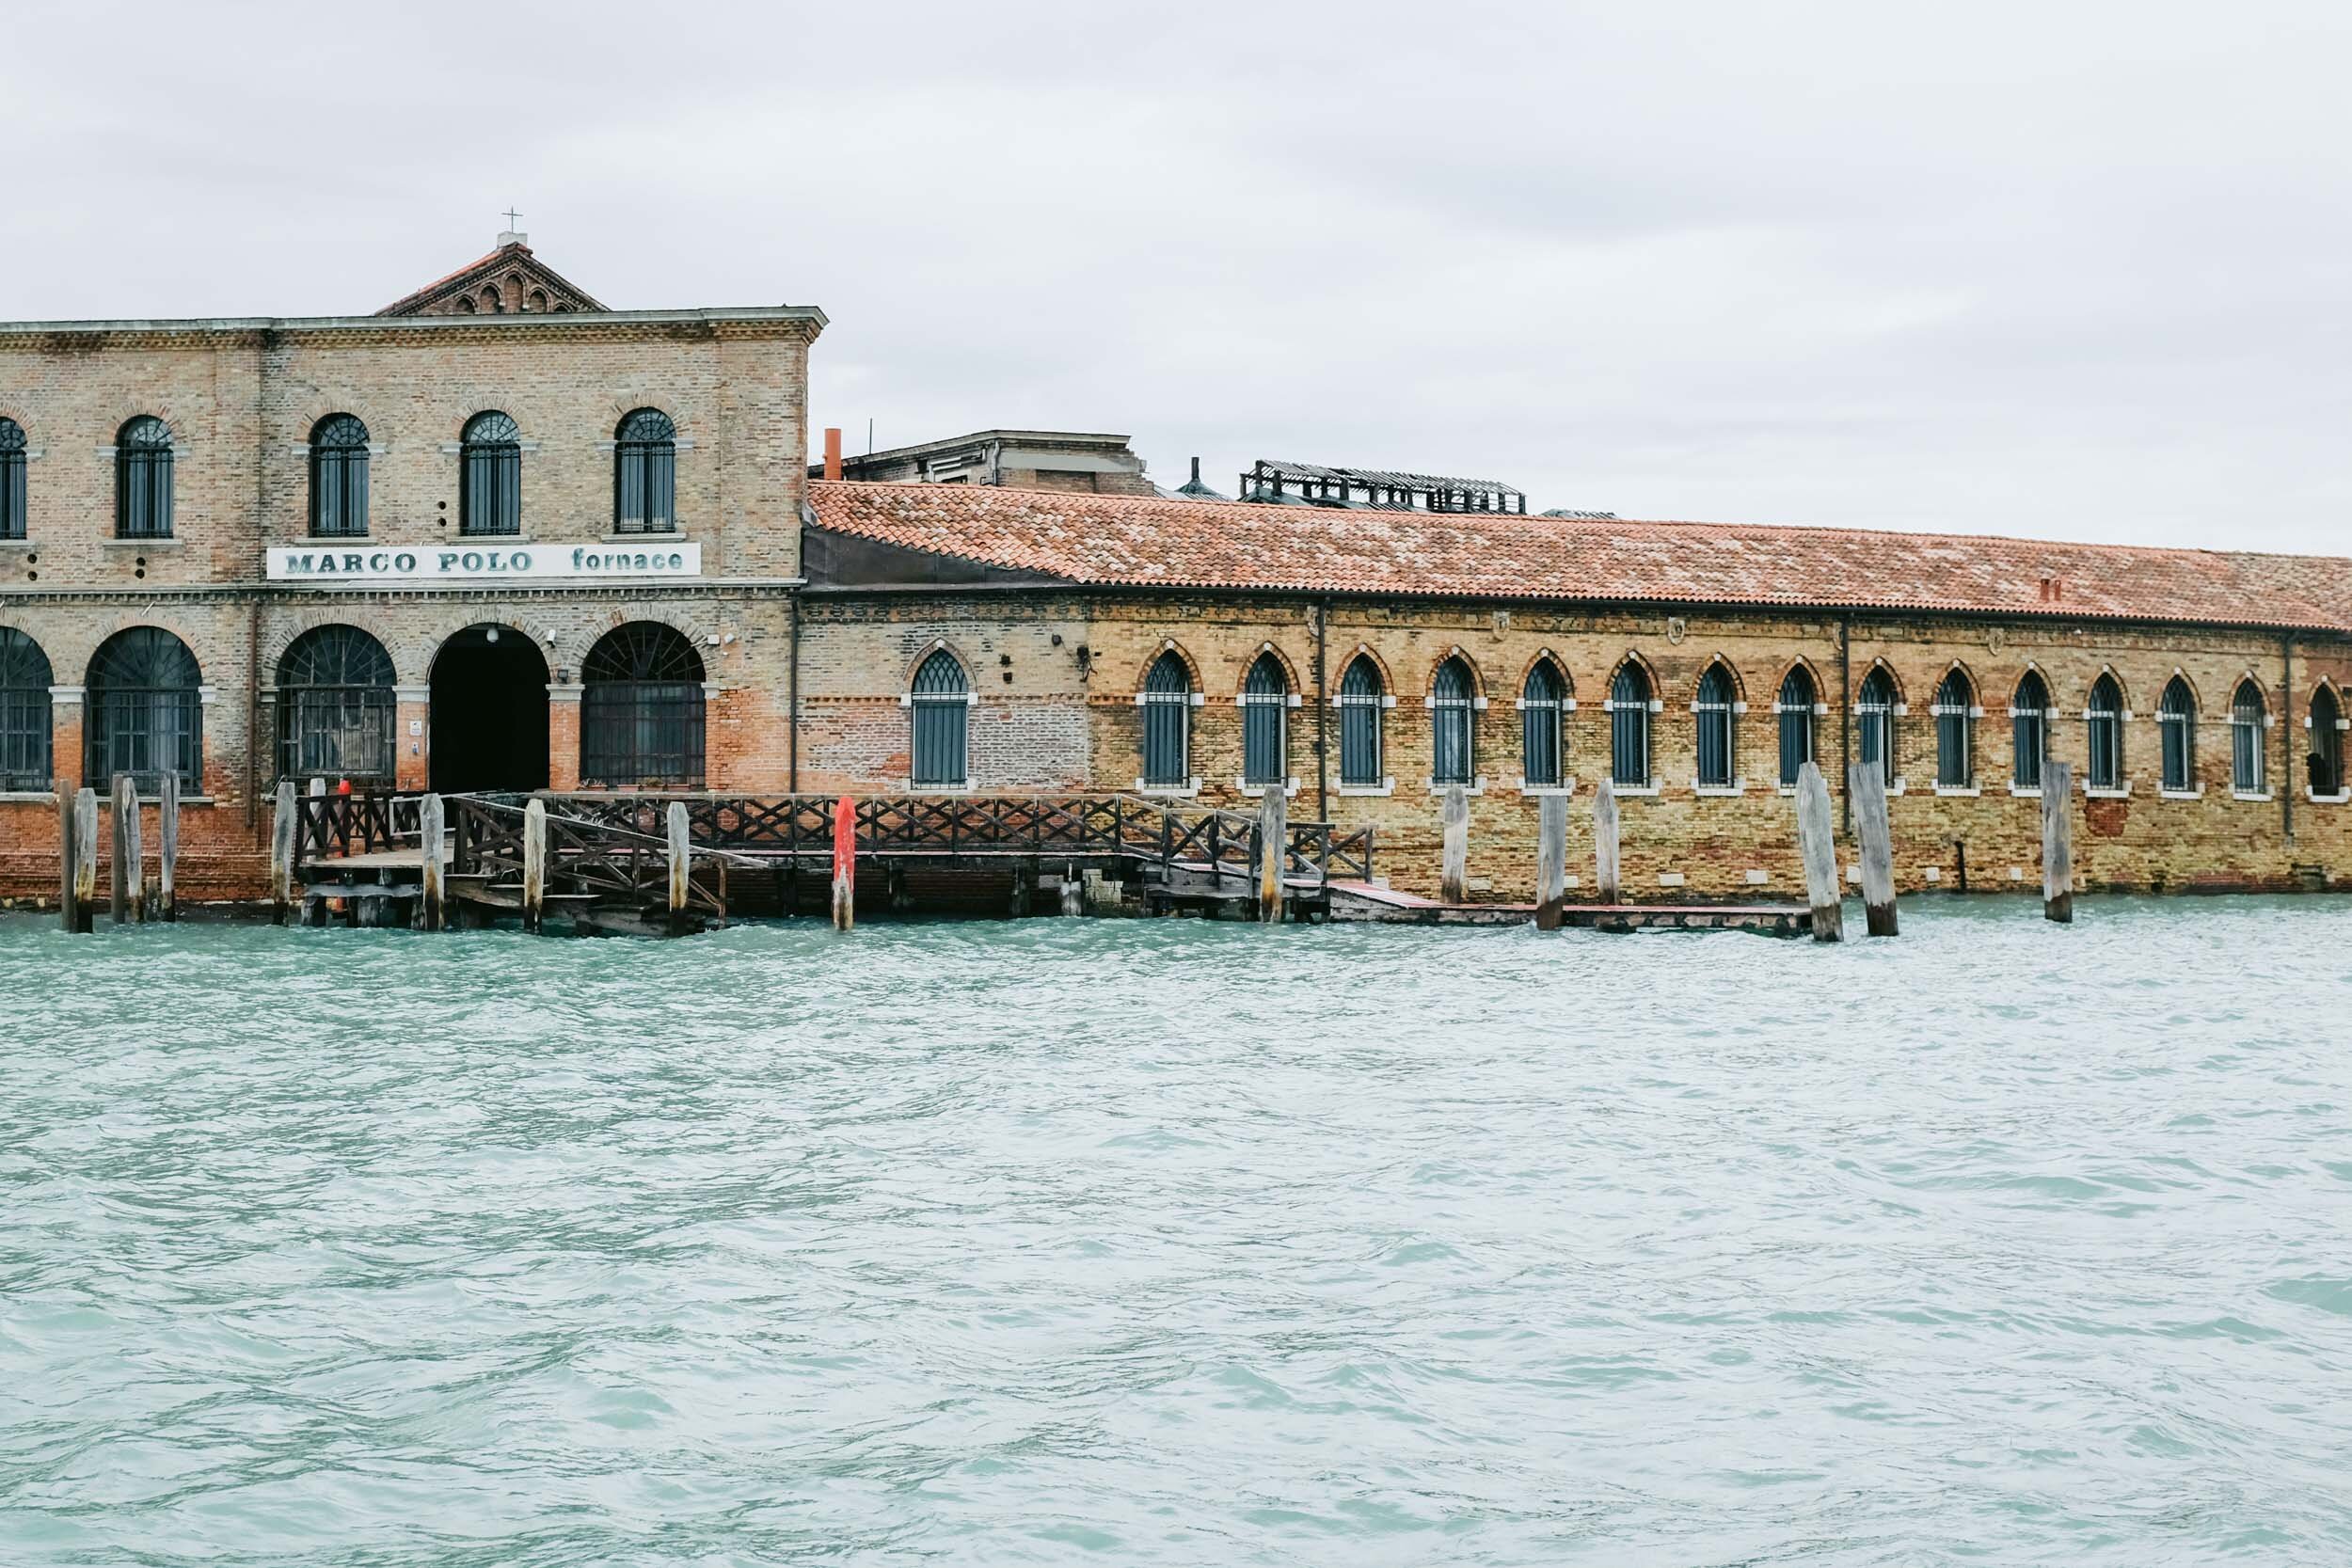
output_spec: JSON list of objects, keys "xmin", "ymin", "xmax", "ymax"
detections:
[
  {"xmin": 2232, "ymin": 680, "xmax": 2266, "ymax": 795},
  {"xmin": 277, "ymin": 625, "xmax": 394, "ymax": 783},
  {"xmin": 1608, "ymin": 663, "xmax": 1651, "ymax": 787},
  {"xmin": 582, "ymin": 623, "xmax": 707, "ymax": 787},
  {"xmin": 116, "ymin": 417, "xmax": 173, "ymax": 539},
  {"xmin": 1694, "ymin": 663, "xmax": 1736, "ymax": 787},
  {"xmin": 1856, "ymin": 667, "xmax": 1898, "ymax": 786},
  {"xmin": 1337, "ymin": 656, "xmax": 1384, "ymax": 787},
  {"xmin": 2158, "ymin": 676, "xmax": 2196, "ymax": 793},
  {"xmin": 1932, "ymin": 669, "xmax": 1975, "ymax": 788},
  {"xmin": 1520, "ymin": 659, "xmax": 1568, "ymax": 788},
  {"xmin": 911, "ymin": 650, "xmax": 970, "ymax": 789},
  {"xmin": 87, "ymin": 627, "xmax": 201, "ymax": 791},
  {"xmin": 1139, "ymin": 651, "xmax": 1192, "ymax": 787},
  {"xmin": 1431, "ymin": 656, "xmax": 1476, "ymax": 785},
  {"xmin": 1776, "ymin": 667, "xmax": 1816, "ymax": 787},
  {"xmin": 308, "ymin": 415, "xmax": 370, "ymax": 538},
  {"xmin": 1241, "ymin": 652, "xmax": 1289, "ymax": 788},
  {"xmin": 2311, "ymin": 686, "xmax": 2343, "ymax": 797},
  {"xmin": 460, "ymin": 412, "xmax": 521, "ymax": 536},
  {"xmin": 613, "ymin": 408, "xmax": 676, "ymax": 535},
  {"xmin": 2086, "ymin": 673, "xmax": 2124, "ymax": 790},
  {"xmin": 2012, "ymin": 671, "xmax": 2049, "ymax": 788},
  {"xmin": 0, "ymin": 627, "xmax": 54, "ymax": 790},
  {"xmin": 0, "ymin": 418, "xmax": 25, "ymax": 542}
]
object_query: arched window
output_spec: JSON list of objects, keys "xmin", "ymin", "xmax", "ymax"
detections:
[
  {"xmin": 277, "ymin": 625, "xmax": 394, "ymax": 783},
  {"xmin": 1520, "ymin": 659, "xmax": 1568, "ymax": 788},
  {"xmin": 87, "ymin": 627, "xmax": 201, "ymax": 791},
  {"xmin": 1856, "ymin": 667, "xmax": 1898, "ymax": 786},
  {"xmin": 1776, "ymin": 667, "xmax": 1816, "ymax": 787},
  {"xmin": 911, "ymin": 650, "xmax": 970, "ymax": 788},
  {"xmin": 1241, "ymin": 652, "xmax": 1289, "ymax": 788},
  {"xmin": 582, "ymin": 623, "xmax": 707, "ymax": 787},
  {"xmin": 2012, "ymin": 671, "xmax": 2049, "ymax": 788},
  {"xmin": 0, "ymin": 627, "xmax": 54, "ymax": 790},
  {"xmin": 0, "ymin": 418, "xmax": 25, "ymax": 541},
  {"xmin": 1608, "ymin": 663, "xmax": 1651, "ymax": 787},
  {"xmin": 2086, "ymin": 673, "xmax": 2124, "ymax": 790},
  {"xmin": 1431, "ymin": 656, "xmax": 1476, "ymax": 785},
  {"xmin": 2158, "ymin": 676, "xmax": 2196, "ymax": 793},
  {"xmin": 1337, "ymin": 656, "xmax": 1384, "ymax": 786},
  {"xmin": 2311, "ymin": 686, "xmax": 2344, "ymax": 797},
  {"xmin": 1932, "ymin": 669, "xmax": 1975, "ymax": 788},
  {"xmin": 1694, "ymin": 663, "xmax": 1736, "ymax": 787},
  {"xmin": 2232, "ymin": 680, "xmax": 2266, "ymax": 795},
  {"xmin": 613, "ymin": 408, "xmax": 676, "ymax": 535},
  {"xmin": 309, "ymin": 414, "xmax": 370, "ymax": 538},
  {"xmin": 116, "ymin": 417, "xmax": 172, "ymax": 539},
  {"xmin": 460, "ymin": 412, "xmax": 521, "ymax": 536},
  {"xmin": 1139, "ymin": 651, "xmax": 1192, "ymax": 787}
]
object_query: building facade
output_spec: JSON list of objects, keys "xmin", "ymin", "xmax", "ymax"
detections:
[{"xmin": 4, "ymin": 245, "xmax": 2349, "ymax": 907}]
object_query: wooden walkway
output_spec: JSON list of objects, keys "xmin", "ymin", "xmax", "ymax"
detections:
[{"xmin": 1327, "ymin": 880, "xmax": 1811, "ymax": 935}]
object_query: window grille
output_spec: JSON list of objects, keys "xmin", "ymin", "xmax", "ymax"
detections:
[
  {"xmin": 2012, "ymin": 672, "xmax": 2049, "ymax": 787},
  {"xmin": 310, "ymin": 414, "xmax": 370, "ymax": 538},
  {"xmin": 1241, "ymin": 653, "xmax": 1288, "ymax": 786},
  {"xmin": 277, "ymin": 625, "xmax": 395, "ymax": 783},
  {"xmin": 1932, "ymin": 669, "xmax": 1974, "ymax": 788},
  {"xmin": 460, "ymin": 411, "xmax": 521, "ymax": 536},
  {"xmin": 1521, "ymin": 660, "xmax": 1568, "ymax": 787},
  {"xmin": 613, "ymin": 408, "xmax": 677, "ymax": 535},
  {"xmin": 2312, "ymin": 687, "xmax": 2343, "ymax": 795},
  {"xmin": 911, "ymin": 650, "xmax": 969, "ymax": 787},
  {"xmin": 0, "ymin": 418, "xmax": 24, "ymax": 542},
  {"xmin": 1609, "ymin": 663, "xmax": 1650, "ymax": 786},
  {"xmin": 1776, "ymin": 667, "xmax": 1815, "ymax": 786},
  {"xmin": 0, "ymin": 626, "xmax": 53, "ymax": 790},
  {"xmin": 2231, "ymin": 681, "xmax": 2265, "ymax": 794},
  {"xmin": 581, "ymin": 623, "xmax": 707, "ymax": 786},
  {"xmin": 1139, "ymin": 652, "xmax": 1191, "ymax": 786},
  {"xmin": 1694, "ymin": 664, "xmax": 1735, "ymax": 786},
  {"xmin": 1337, "ymin": 657, "xmax": 1384, "ymax": 786},
  {"xmin": 2158, "ymin": 676, "xmax": 2196, "ymax": 793},
  {"xmin": 1856, "ymin": 667, "xmax": 1898, "ymax": 785},
  {"xmin": 116, "ymin": 417, "xmax": 172, "ymax": 539},
  {"xmin": 86, "ymin": 626, "xmax": 201, "ymax": 791},
  {"xmin": 2086, "ymin": 673, "xmax": 2124, "ymax": 790},
  {"xmin": 1431, "ymin": 657, "xmax": 1476, "ymax": 784}
]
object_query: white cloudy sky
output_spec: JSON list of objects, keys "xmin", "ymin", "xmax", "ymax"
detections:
[{"xmin": 8, "ymin": 1, "xmax": 2350, "ymax": 550}]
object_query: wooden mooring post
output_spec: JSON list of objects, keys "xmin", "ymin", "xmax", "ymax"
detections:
[
  {"xmin": 1594, "ymin": 777, "xmax": 1621, "ymax": 904},
  {"xmin": 1256, "ymin": 786, "xmax": 1287, "ymax": 923},
  {"xmin": 418, "ymin": 791, "xmax": 445, "ymax": 932},
  {"xmin": 58, "ymin": 792, "xmax": 84, "ymax": 933},
  {"xmin": 110, "ymin": 772, "xmax": 143, "ymax": 925},
  {"xmin": 1792, "ymin": 760, "xmax": 1843, "ymax": 942},
  {"xmin": 156, "ymin": 773, "xmax": 179, "ymax": 922},
  {"xmin": 1439, "ymin": 784, "xmax": 1470, "ymax": 904},
  {"xmin": 70, "ymin": 788, "xmax": 97, "ymax": 933},
  {"xmin": 1846, "ymin": 761, "xmax": 1898, "ymax": 937},
  {"xmin": 521, "ymin": 797, "xmax": 547, "ymax": 934},
  {"xmin": 1061, "ymin": 861, "xmax": 1083, "ymax": 916},
  {"xmin": 831, "ymin": 793, "xmax": 855, "ymax": 932},
  {"xmin": 666, "ymin": 800, "xmax": 691, "ymax": 934},
  {"xmin": 270, "ymin": 779, "xmax": 297, "ymax": 925},
  {"xmin": 2042, "ymin": 757, "xmax": 2074, "ymax": 923},
  {"xmin": 1534, "ymin": 792, "xmax": 1567, "ymax": 931}
]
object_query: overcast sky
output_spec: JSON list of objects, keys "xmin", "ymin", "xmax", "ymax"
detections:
[{"xmin": 8, "ymin": 2, "xmax": 2349, "ymax": 550}]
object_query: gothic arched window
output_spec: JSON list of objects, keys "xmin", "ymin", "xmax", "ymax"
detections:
[
  {"xmin": 1337, "ymin": 657, "xmax": 1385, "ymax": 787},
  {"xmin": 2158, "ymin": 676, "xmax": 2196, "ymax": 793},
  {"xmin": 2012, "ymin": 671, "xmax": 2050, "ymax": 788},
  {"xmin": 0, "ymin": 626, "xmax": 53, "ymax": 790},
  {"xmin": 1241, "ymin": 652, "xmax": 1289, "ymax": 788},
  {"xmin": 1694, "ymin": 662, "xmax": 1736, "ymax": 787},
  {"xmin": 0, "ymin": 418, "xmax": 25, "ymax": 541},
  {"xmin": 1431, "ymin": 656, "xmax": 1477, "ymax": 785},
  {"xmin": 911, "ymin": 650, "xmax": 970, "ymax": 788},
  {"xmin": 2087, "ymin": 673, "xmax": 2124, "ymax": 790},
  {"xmin": 2232, "ymin": 680, "xmax": 2266, "ymax": 795},
  {"xmin": 1520, "ymin": 659, "xmax": 1568, "ymax": 788},
  {"xmin": 1933, "ymin": 669, "xmax": 1975, "ymax": 788},
  {"xmin": 1857, "ymin": 667, "xmax": 1898, "ymax": 786},
  {"xmin": 1608, "ymin": 663, "xmax": 1651, "ymax": 787},
  {"xmin": 1776, "ymin": 667, "xmax": 1816, "ymax": 787}
]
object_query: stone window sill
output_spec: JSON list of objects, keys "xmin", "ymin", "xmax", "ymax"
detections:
[
  {"xmin": 104, "ymin": 537, "xmax": 181, "ymax": 548},
  {"xmin": 2159, "ymin": 786, "xmax": 2205, "ymax": 800},
  {"xmin": 1425, "ymin": 776, "xmax": 1486, "ymax": 796},
  {"xmin": 603, "ymin": 532, "xmax": 684, "ymax": 544},
  {"xmin": 1232, "ymin": 777, "xmax": 1301, "ymax": 798},
  {"xmin": 2309, "ymin": 788, "xmax": 2349, "ymax": 804},
  {"xmin": 1135, "ymin": 778, "xmax": 1201, "ymax": 798},
  {"xmin": 2009, "ymin": 783, "xmax": 2042, "ymax": 798},
  {"xmin": 0, "ymin": 537, "xmax": 33, "ymax": 550},
  {"xmin": 907, "ymin": 783, "xmax": 973, "ymax": 796},
  {"xmin": 1336, "ymin": 778, "xmax": 1395, "ymax": 798},
  {"xmin": 1692, "ymin": 780, "xmax": 1747, "ymax": 797},
  {"xmin": 2233, "ymin": 790, "xmax": 2274, "ymax": 802},
  {"xmin": 1610, "ymin": 780, "xmax": 1663, "ymax": 797},
  {"xmin": 2084, "ymin": 784, "xmax": 2132, "ymax": 800},
  {"xmin": 1933, "ymin": 784, "xmax": 1981, "ymax": 797},
  {"xmin": 1515, "ymin": 778, "xmax": 1575, "ymax": 797}
]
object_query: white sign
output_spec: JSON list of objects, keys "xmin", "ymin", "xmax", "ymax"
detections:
[{"xmin": 266, "ymin": 543, "xmax": 701, "ymax": 582}]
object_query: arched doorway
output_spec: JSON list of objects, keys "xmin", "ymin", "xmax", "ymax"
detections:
[{"xmin": 429, "ymin": 624, "xmax": 548, "ymax": 791}]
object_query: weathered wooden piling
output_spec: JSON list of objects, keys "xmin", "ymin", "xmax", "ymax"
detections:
[
  {"xmin": 521, "ymin": 796, "xmax": 548, "ymax": 933},
  {"xmin": 270, "ymin": 779, "xmax": 297, "ymax": 924},
  {"xmin": 58, "ymin": 792, "xmax": 81, "ymax": 933},
  {"xmin": 666, "ymin": 800, "xmax": 691, "ymax": 932},
  {"xmin": 156, "ymin": 773, "xmax": 179, "ymax": 922},
  {"xmin": 1846, "ymin": 762, "xmax": 1898, "ymax": 937},
  {"xmin": 1793, "ymin": 760, "xmax": 1843, "ymax": 942},
  {"xmin": 1534, "ymin": 793, "xmax": 1568, "ymax": 931},
  {"xmin": 71, "ymin": 788, "xmax": 98, "ymax": 934},
  {"xmin": 1256, "ymin": 786, "xmax": 1288, "ymax": 923},
  {"xmin": 831, "ymin": 793, "xmax": 855, "ymax": 932},
  {"xmin": 1439, "ymin": 784, "xmax": 1470, "ymax": 904},
  {"xmin": 1061, "ymin": 861, "xmax": 1083, "ymax": 916},
  {"xmin": 110, "ymin": 773, "xmax": 143, "ymax": 925},
  {"xmin": 1594, "ymin": 778, "xmax": 1621, "ymax": 904},
  {"xmin": 2042, "ymin": 757, "xmax": 2074, "ymax": 924},
  {"xmin": 418, "ymin": 791, "xmax": 445, "ymax": 932}
]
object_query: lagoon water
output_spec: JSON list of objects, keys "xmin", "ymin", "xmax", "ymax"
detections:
[{"xmin": 1, "ymin": 901, "xmax": 2348, "ymax": 1565}]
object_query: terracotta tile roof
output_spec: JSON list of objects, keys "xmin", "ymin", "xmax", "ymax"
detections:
[{"xmin": 807, "ymin": 480, "xmax": 2349, "ymax": 632}]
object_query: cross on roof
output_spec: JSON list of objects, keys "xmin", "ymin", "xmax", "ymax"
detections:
[{"xmin": 502, "ymin": 207, "xmax": 522, "ymax": 230}]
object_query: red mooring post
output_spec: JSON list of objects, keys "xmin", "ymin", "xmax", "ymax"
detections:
[{"xmin": 831, "ymin": 793, "xmax": 855, "ymax": 931}]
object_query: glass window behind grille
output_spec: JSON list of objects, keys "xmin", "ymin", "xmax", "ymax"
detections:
[
  {"xmin": 0, "ymin": 627, "xmax": 53, "ymax": 790},
  {"xmin": 86, "ymin": 626, "xmax": 201, "ymax": 792},
  {"xmin": 1242, "ymin": 653, "xmax": 1288, "ymax": 786},
  {"xmin": 2312, "ymin": 687, "xmax": 2343, "ymax": 795},
  {"xmin": 1856, "ymin": 667, "xmax": 1897, "ymax": 785},
  {"xmin": 2086, "ymin": 673, "xmax": 2123, "ymax": 790},
  {"xmin": 580, "ymin": 623, "xmax": 707, "ymax": 787},
  {"xmin": 277, "ymin": 624, "xmax": 395, "ymax": 783},
  {"xmin": 116, "ymin": 417, "xmax": 172, "ymax": 540},
  {"xmin": 1338, "ymin": 657, "xmax": 1383, "ymax": 786},
  {"xmin": 310, "ymin": 415, "xmax": 370, "ymax": 538},
  {"xmin": 2012, "ymin": 672, "xmax": 2049, "ymax": 787},
  {"xmin": 1777, "ymin": 667, "xmax": 1815, "ymax": 786},
  {"xmin": 1431, "ymin": 657, "xmax": 1475, "ymax": 785},
  {"xmin": 0, "ymin": 418, "xmax": 25, "ymax": 542},
  {"xmin": 613, "ymin": 408, "xmax": 677, "ymax": 535},
  {"xmin": 1933, "ymin": 669, "xmax": 1974, "ymax": 788},
  {"xmin": 1521, "ymin": 660, "xmax": 1566, "ymax": 787},
  {"xmin": 911, "ymin": 650, "xmax": 969, "ymax": 788},
  {"xmin": 1139, "ymin": 652, "xmax": 1190, "ymax": 786},
  {"xmin": 461, "ymin": 411, "xmax": 521, "ymax": 536},
  {"xmin": 2158, "ymin": 676, "xmax": 2196, "ymax": 793},
  {"xmin": 1610, "ymin": 663, "xmax": 1650, "ymax": 787},
  {"xmin": 1694, "ymin": 664, "xmax": 1734, "ymax": 786},
  {"xmin": 2232, "ymin": 681, "xmax": 2265, "ymax": 794}
]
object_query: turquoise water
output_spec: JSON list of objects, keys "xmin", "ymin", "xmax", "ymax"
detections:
[{"xmin": 1, "ymin": 901, "xmax": 2348, "ymax": 1566}]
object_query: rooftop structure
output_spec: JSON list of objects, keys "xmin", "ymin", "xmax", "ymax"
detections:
[{"xmin": 1239, "ymin": 458, "xmax": 1528, "ymax": 515}]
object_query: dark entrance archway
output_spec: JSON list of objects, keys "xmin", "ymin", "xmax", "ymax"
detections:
[{"xmin": 429, "ymin": 624, "xmax": 549, "ymax": 792}]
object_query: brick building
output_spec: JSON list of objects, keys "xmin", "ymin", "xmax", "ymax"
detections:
[{"xmin": 3, "ymin": 240, "xmax": 2349, "ymax": 905}]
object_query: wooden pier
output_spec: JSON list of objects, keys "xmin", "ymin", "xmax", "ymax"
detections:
[{"xmin": 1327, "ymin": 880, "xmax": 1811, "ymax": 936}]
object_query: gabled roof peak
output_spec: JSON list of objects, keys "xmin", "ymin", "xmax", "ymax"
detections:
[{"xmin": 375, "ymin": 234, "xmax": 606, "ymax": 318}]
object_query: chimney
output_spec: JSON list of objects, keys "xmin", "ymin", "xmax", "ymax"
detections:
[
  {"xmin": 823, "ymin": 427, "xmax": 843, "ymax": 482},
  {"xmin": 1190, "ymin": 456, "xmax": 1203, "ymax": 485}
]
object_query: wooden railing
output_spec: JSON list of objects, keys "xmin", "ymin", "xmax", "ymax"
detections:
[{"xmin": 446, "ymin": 794, "xmax": 729, "ymax": 921}]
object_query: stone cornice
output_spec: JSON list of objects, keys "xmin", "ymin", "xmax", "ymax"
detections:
[
  {"xmin": 0, "ymin": 306, "xmax": 826, "ymax": 354},
  {"xmin": 0, "ymin": 579, "xmax": 804, "ymax": 607}
]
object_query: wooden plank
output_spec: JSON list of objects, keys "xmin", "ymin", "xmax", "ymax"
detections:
[
  {"xmin": 521, "ymin": 796, "xmax": 547, "ymax": 934},
  {"xmin": 1439, "ymin": 784, "xmax": 1470, "ymax": 904},
  {"xmin": 419, "ymin": 792, "xmax": 445, "ymax": 932},
  {"xmin": 72, "ymin": 788, "xmax": 98, "ymax": 933},
  {"xmin": 1846, "ymin": 761, "xmax": 1898, "ymax": 937},
  {"xmin": 832, "ymin": 792, "xmax": 855, "ymax": 932},
  {"xmin": 1061, "ymin": 861, "xmax": 1084, "ymax": 916},
  {"xmin": 58, "ymin": 791, "xmax": 80, "ymax": 934},
  {"xmin": 111, "ymin": 773, "xmax": 143, "ymax": 925},
  {"xmin": 1534, "ymin": 792, "xmax": 1567, "ymax": 930},
  {"xmin": 270, "ymin": 779, "xmax": 297, "ymax": 925},
  {"xmin": 156, "ymin": 773, "xmax": 179, "ymax": 923},
  {"xmin": 2042, "ymin": 757, "xmax": 2074, "ymax": 924},
  {"xmin": 1594, "ymin": 778, "xmax": 1620, "ymax": 905},
  {"xmin": 1793, "ymin": 759, "xmax": 1843, "ymax": 943},
  {"xmin": 1256, "ymin": 787, "xmax": 1287, "ymax": 923}
]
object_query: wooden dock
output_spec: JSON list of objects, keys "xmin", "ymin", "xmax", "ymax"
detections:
[{"xmin": 1327, "ymin": 880, "xmax": 1811, "ymax": 935}]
